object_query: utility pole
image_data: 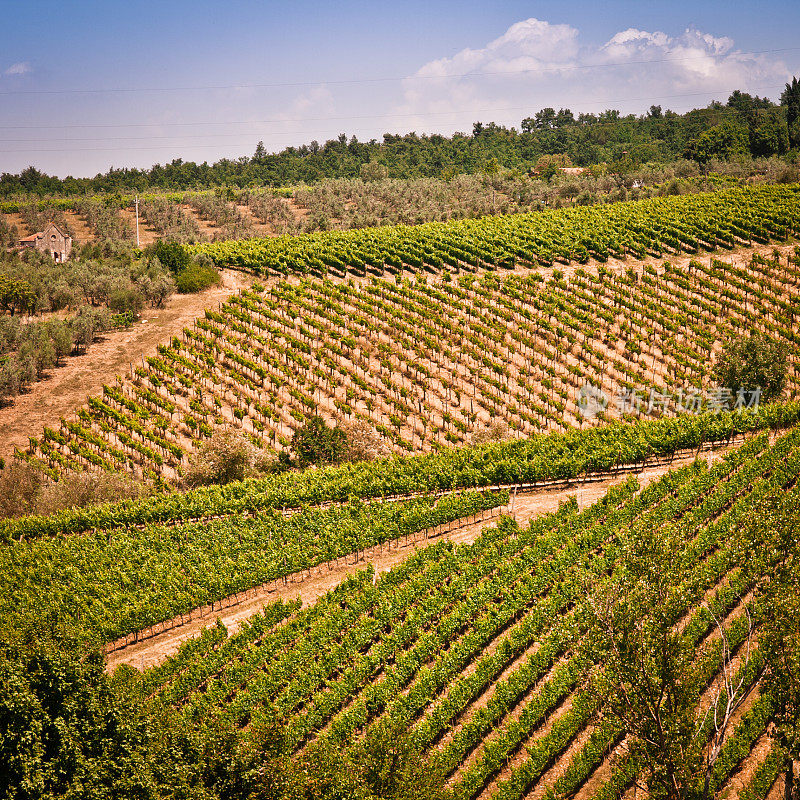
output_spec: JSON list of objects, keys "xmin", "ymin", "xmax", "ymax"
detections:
[{"xmin": 134, "ymin": 195, "xmax": 140, "ymax": 249}]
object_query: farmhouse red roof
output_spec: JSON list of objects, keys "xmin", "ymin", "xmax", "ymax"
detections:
[{"xmin": 19, "ymin": 234, "xmax": 39, "ymax": 242}]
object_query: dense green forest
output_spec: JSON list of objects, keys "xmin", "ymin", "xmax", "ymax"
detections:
[{"xmin": 2, "ymin": 83, "xmax": 799, "ymax": 197}]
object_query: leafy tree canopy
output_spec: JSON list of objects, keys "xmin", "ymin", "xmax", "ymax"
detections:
[{"xmin": 712, "ymin": 330, "xmax": 789, "ymax": 401}]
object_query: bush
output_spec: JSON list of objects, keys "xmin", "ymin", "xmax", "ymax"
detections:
[
  {"xmin": 0, "ymin": 462, "xmax": 148, "ymax": 519},
  {"xmin": 174, "ymin": 263, "xmax": 221, "ymax": 294},
  {"xmin": 713, "ymin": 330, "xmax": 789, "ymax": 401},
  {"xmin": 183, "ymin": 429, "xmax": 285, "ymax": 488},
  {"xmin": 291, "ymin": 416, "xmax": 347, "ymax": 468},
  {"xmin": 0, "ymin": 461, "xmax": 45, "ymax": 518},
  {"xmin": 470, "ymin": 420, "xmax": 512, "ymax": 445},
  {"xmin": 35, "ymin": 471, "xmax": 148, "ymax": 517},
  {"xmin": 336, "ymin": 418, "xmax": 391, "ymax": 462},
  {"xmin": 146, "ymin": 240, "xmax": 190, "ymax": 274},
  {"xmin": 107, "ymin": 284, "xmax": 145, "ymax": 314}
]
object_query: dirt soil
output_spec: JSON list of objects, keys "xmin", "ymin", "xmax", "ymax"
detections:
[
  {"xmin": 62, "ymin": 210, "xmax": 95, "ymax": 245},
  {"xmin": 0, "ymin": 270, "xmax": 249, "ymax": 460},
  {"xmin": 105, "ymin": 445, "xmax": 727, "ymax": 673},
  {"xmin": 2, "ymin": 212, "xmax": 31, "ymax": 238},
  {"xmin": 118, "ymin": 207, "xmax": 157, "ymax": 246}
]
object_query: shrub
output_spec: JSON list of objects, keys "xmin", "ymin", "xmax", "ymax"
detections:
[
  {"xmin": 0, "ymin": 462, "xmax": 148, "ymax": 520},
  {"xmin": 147, "ymin": 240, "xmax": 190, "ymax": 274},
  {"xmin": 35, "ymin": 471, "xmax": 148, "ymax": 517},
  {"xmin": 0, "ymin": 461, "xmax": 45, "ymax": 518},
  {"xmin": 336, "ymin": 418, "xmax": 391, "ymax": 462},
  {"xmin": 174, "ymin": 263, "xmax": 221, "ymax": 294},
  {"xmin": 713, "ymin": 330, "xmax": 789, "ymax": 401},
  {"xmin": 470, "ymin": 420, "xmax": 512, "ymax": 445},
  {"xmin": 291, "ymin": 416, "xmax": 347, "ymax": 468},
  {"xmin": 107, "ymin": 284, "xmax": 145, "ymax": 314},
  {"xmin": 183, "ymin": 429, "xmax": 285, "ymax": 488}
]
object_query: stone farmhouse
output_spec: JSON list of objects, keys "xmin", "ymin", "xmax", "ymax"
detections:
[{"xmin": 18, "ymin": 221, "xmax": 72, "ymax": 262}]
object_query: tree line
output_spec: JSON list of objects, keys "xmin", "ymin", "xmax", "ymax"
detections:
[{"xmin": 1, "ymin": 83, "xmax": 798, "ymax": 198}]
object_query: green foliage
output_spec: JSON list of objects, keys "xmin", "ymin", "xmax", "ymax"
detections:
[
  {"xmin": 5, "ymin": 403, "xmax": 798, "ymax": 541},
  {"xmin": 174, "ymin": 262, "xmax": 222, "ymax": 293},
  {"xmin": 291, "ymin": 415, "xmax": 347, "ymax": 468},
  {"xmin": 0, "ymin": 317, "xmax": 78, "ymax": 404},
  {"xmin": 781, "ymin": 77, "xmax": 800, "ymax": 149},
  {"xmin": 147, "ymin": 239, "xmax": 190, "ymax": 274},
  {"xmin": 748, "ymin": 496, "xmax": 800, "ymax": 795},
  {"xmin": 359, "ymin": 161, "xmax": 389, "ymax": 182},
  {"xmin": 687, "ymin": 121, "xmax": 750, "ymax": 164},
  {"xmin": 192, "ymin": 185, "xmax": 800, "ymax": 277},
  {"xmin": 749, "ymin": 109, "xmax": 790, "ymax": 157},
  {"xmin": 287, "ymin": 719, "xmax": 448, "ymax": 800},
  {"xmin": 582, "ymin": 524, "xmax": 704, "ymax": 800},
  {"xmin": 0, "ymin": 274, "xmax": 35, "ymax": 315},
  {"xmin": 183, "ymin": 429, "xmax": 286, "ymax": 488},
  {"xmin": 713, "ymin": 331, "xmax": 789, "ymax": 401},
  {"xmin": 0, "ymin": 491, "xmax": 501, "ymax": 642},
  {"xmin": 0, "ymin": 628, "xmax": 291, "ymax": 800}
]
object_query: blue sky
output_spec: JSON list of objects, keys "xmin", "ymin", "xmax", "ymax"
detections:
[{"xmin": 1, "ymin": 0, "xmax": 799, "ymax": 178}]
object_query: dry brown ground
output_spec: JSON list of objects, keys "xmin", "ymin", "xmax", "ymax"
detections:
[
  {"xmin": 0, "ymin": 270, "xmax": 250, "ymax": 459},
  {"xmin": 2, "ymin": 212, "xmax": 31, "ymax": 238},
  {"xmin": 118, "ymin": 207, "xmax": 157, "ymax": 246},
  {"xmin": 62, "ymin": 210, "xmax": 95, "ymax": 245}
]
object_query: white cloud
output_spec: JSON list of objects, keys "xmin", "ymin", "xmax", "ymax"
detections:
[
  {"xmin": 277, "ymin": 84, "xmax": 335, "ymax": 119},
  {"xmin": 391, "ymin": 19, "xmax": 790, "ymax": 133},
  {"xmin": 4, "ymin": 61, "xmax": 31, "ymax": 77}
]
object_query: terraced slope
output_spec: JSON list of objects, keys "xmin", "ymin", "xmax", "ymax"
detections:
[
  {"xmin": 127, "ymin": 426, "xmax": 800, "ymax": 800},
  {"xmin": 193, "ymin": 184, "xmax": 800, "ymax": 274},
  {"xmin": 21, "ymin": 246, "xmax": 800, "ymax": 482}
]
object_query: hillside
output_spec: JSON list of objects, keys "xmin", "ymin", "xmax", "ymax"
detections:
[
  {"xmin": 1, "ymin": 161, "xmax": 794, "ymax": 250},
  {"xmin": 0, "ymin": 269, "xmax": 248, "ymax": 461},
  {"xmin": 4, "ymin": 418, "xmax": 799, "ymax": 800},
  {"xmin": 117, "ymin": 427, "xmax": 796, "ymax": 800},
  {"xmin": 17, "ymin": 187, "xmax": 799, "ymax": 484},
  {"xmin": 3, "ymin": 180, "xmax": 800, "ymax": 800}
]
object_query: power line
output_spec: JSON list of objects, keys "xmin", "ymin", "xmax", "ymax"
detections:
[
  {"xmin": 0, "ymin": 47, "xmax": 797, "ymax": 97},
  {"xmin": 0, "ymin": 81, "xmax": 790, "ymax": 134},
  {"xmin": 0, "ymin": 86, "xmax": 781, "ymax": 153}
]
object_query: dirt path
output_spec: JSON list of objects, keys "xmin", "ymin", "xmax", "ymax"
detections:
[
  {"xmin": 0, "ymin": 271, "xmax": 249, "ymax": 459},
  {"xmin": 105, "ymin": 446, "xmax": 728, "ymax": 674}
]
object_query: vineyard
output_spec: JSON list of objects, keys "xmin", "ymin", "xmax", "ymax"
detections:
[
  {"xmin": 112, "ymin": 425, "xmax": 800, "ymax": 800},
  {"xmin": 4, "ymin": 415, "xmax": 800, "ymax": 798},
  {"xmin": 0, "ymin": 489, "xmax": 503, "ymax": 643},
  {"xmin": 18, "ymin": 203, "xmax": 800, "ymax": 483},
  {"xmin": 0, "ymin": 169, "xmax": 786, "ymax": 248},
  {"xmin": 3, "ymin": 181, "xmax": 800, "ymax": 799}
]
